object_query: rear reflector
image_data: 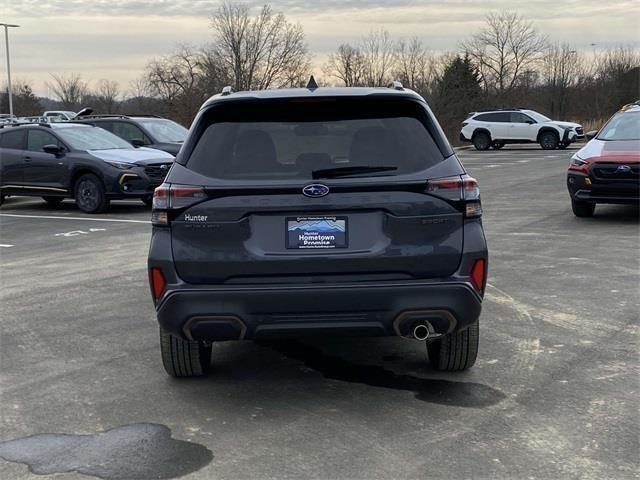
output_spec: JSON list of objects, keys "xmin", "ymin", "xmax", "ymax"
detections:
[
  {"xmin": 149, "ymin": 267, "xmax": 166, "ymax": 300},
  {"xmin": 470, "ymin": 259, "xmax": 486, "ymax": 293}
]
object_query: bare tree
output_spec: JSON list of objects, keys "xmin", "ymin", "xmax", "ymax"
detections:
[
  {"xmin": 144, "ymin": 45, "xmax": 228, "ymax": 124},
  {"xmin": 93, "ymin": 79, "xmax": 121, "ymax": 113},
  {"xmin": 46, "ymin": 73, "xmax": 89, "ymax": 109},
  {"xmin": 198, "ymin": 46, "xmax": 232, "ymax": 94},
  {"xmin": 210, "ymin": 2, "xmax": 310, "ymax": 90},
  {"xmin": 595, "ymin": 46, "xmax": 640, "ymax": 83},
  {"xmin": 360, "ymin": 29, "xmax": 396, "ymax": 86},
  {"xmin": 128, "ymin": 77, "xmax": 151, "ymax": 99},
  {"xmin": 323, "ymin": 44, "xmax": 366, "ymax": 86},
  {"xmin": 394, "ymin": 37, "xmax": 434, "ymax": 91},
  {"xmin": 146, "ymin": 45, "xmax": 203, "ymax": 104},
  {"xmin": 542, "ymin": 43, "xmax": 581, "ymax": 117},
  {"xmin": 462, "ymin": 12, "xmax": 547, "ymax": 95}
]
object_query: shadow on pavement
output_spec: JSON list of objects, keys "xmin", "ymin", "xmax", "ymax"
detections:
[
  {"xmin": 0, "ymin": 197, "xmax": 149, "ymax": 214},
  {"xmin": 262, "ymin": 340, "xmax": 506, "ymax": 409},
  {"xmin": 587, "ymin": 204, "xmax": 639, "ymax": 222}
]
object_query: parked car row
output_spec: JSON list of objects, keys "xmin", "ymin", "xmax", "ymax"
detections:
[
  {"xmin": 0, "ymin": 113, "xmax": 187, "ymax": 212},
  {"xmin": 458, "ymin": 103, "xmax": 638, "ymax": 217},
  {"xmin": 3, "ymin": 109, "xmax": 85, "ymax": 125}
]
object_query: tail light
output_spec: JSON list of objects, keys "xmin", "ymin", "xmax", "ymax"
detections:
[
  {"xmin": 426, "ymin": 175, "xmax": 482, "ymax": 218},
  {"xmin": 151, "ymin": 184, "xmax": 207, "ymax": 226},
  {"xmin": 149, "ymin": 267, "xmax": 166, "ymax": 300},
  {"xmin": 470, "ymin": 259, "xmax": 486, "ymax": 293}
]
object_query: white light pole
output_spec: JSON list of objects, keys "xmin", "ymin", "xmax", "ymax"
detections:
[{"xmin": 1, "ymin": 23, "xmax": 20, "ymax": 119}]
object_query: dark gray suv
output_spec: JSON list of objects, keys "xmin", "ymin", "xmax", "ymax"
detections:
[{"xmin": 148, "ymin": 82, "xmax": 488, "ymax": 377}]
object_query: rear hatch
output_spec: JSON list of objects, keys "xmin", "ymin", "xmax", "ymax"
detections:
[{"xmin": 166, "ymin": 96, "xmax": 467, "ymax": 284}]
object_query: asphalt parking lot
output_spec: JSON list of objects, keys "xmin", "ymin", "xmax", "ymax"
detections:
[{"xmin": 0, "ymin": 145, "xmax": 638, "ymax": 479}]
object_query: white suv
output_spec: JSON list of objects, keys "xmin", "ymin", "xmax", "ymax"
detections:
[{"xmin": 460, "ymin": 109, "xmax": 584, "ymax": 151}]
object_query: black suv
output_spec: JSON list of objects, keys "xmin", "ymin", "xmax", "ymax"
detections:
[
  {"xmin": 0, "ymin": 123, "xmax": 174, "ymax": 212},
  {"xmin": 148, "ymin": 82, "xmax": 488, "ymax": 377},
  {"xmin": 75, "ymin": 115, "xmax": 188, "ymax": 156}
]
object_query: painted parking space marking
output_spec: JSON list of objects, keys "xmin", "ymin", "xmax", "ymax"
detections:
[
  {"xmin": 0, "ymin": 244, "xmax": 14, "ymax": 248},
  {"xmin": 0, "ymin": 213, "xmax": 150, "ymax": 224},
  {"xmin": 55, "ymin": 228, "xmax": 107, "ymax": 237}
]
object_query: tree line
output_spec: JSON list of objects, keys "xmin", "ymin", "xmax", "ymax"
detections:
[{"xmin": 2, "ymin": 4, "xmax": 638, "ymax": 143}]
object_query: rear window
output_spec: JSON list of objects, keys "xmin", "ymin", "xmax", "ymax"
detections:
[{"xmin": 185, "ymin": 98, "xmax": 447, "ymax": 180}]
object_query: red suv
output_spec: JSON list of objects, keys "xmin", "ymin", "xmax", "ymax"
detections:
[{"xmin": 567, "ymin": 103, "xmax": 640, "ymax": 217}]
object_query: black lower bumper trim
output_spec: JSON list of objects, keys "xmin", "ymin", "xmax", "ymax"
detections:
[
  {"xmin": 573, "ymin": 189, "xmax": 639, "ymax": 204},
  {"xmin": 156, "ymin": 281, "xmax": 482, "ymax": 341}
]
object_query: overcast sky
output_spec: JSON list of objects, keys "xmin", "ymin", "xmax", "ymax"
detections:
[{"xmin": 2, "ymin": 0, "xmax": 639, "ymax": 96}]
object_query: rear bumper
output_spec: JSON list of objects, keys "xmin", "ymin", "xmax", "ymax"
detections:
[{"xmin": 156, "ymin": 280, "xmax": 483, "ymax": 341}]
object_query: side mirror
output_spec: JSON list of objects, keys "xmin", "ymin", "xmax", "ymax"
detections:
[
  {"xmin": 43, "ymin": 144, "xmax": 64, "ymax": 156},
  {"xmin": 525, "ymin": 120, "xmax": 535, "ymax": 125},
  {"xmin": 131, "ymin": 138, "xmax": 145, "ymax": 148},
  {"xmin": 586, "ymin": 130, "xmax": 598, "ymax": 141}
]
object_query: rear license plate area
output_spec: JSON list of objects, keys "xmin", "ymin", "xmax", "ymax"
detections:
[{"xmin": 286, "ymin": 216, "xmax": 348, "ymax": 249}]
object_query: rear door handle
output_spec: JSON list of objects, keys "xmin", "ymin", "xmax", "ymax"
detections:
[{"xmin": 23, "ymin": 156, "xmax": 32, "ymax": 162}]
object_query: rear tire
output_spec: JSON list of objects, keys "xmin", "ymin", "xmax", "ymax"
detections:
[
  {"xmin": 42, "ymin": 196, "xmax": 64, "ymax": 208},
  {"xmin": 0, "ymin": 194, "xmax": 4, "ymax": 206},
  {"xmin": 160, "ymin": 328, "xmax": 212, "ymax": 377},
  {"xmin": 427, "ymin": 321, "xmax": 479, "ymax": 371},
  {"xmin": 74, "ymin": 174, "xmax": 109, "ymax": 213},
  {"xmin": 571, "ymin": 199, "xmax": 595, "ymax": 217},
  {"xmin": 141, "ymin": 195, "xmax": 153, "ymax": 206},
  {"xmin": 539, "ymin": 131, "xmax": 559, "ymax": 150},
  {"xmin": 473, "ymin": 132, "xmax": 491, "ymax": 151}
]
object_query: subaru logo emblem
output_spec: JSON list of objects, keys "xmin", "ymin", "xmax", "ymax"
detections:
[
  {"xmin": 160, "ymin": 164, "xmax": 169, "ymax": 171},
  {"xmin": 616, "ymin": 165, "xmax": 632, "ymax": 173},
  {"xmin": 302, "ymin": 183, "xmax": 329, "ymax": 198}
]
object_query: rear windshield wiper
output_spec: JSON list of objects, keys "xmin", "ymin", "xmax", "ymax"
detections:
[{"xmin": 311, "ymin": 166, "xmax": 398, "ymax": 179}]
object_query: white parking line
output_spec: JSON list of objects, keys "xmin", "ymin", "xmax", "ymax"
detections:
[
  {"xmin": 0, "ymin": 244, "xmax": 14, "ymax": 248},
  {"xmin": 0, "ymin": 213, "xmax": 150, "ymax": 224}
]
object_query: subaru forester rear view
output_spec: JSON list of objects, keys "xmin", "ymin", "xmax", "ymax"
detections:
[{"xmin": 148, "ymin": 83, "xmax": 488, "ymax": 377}]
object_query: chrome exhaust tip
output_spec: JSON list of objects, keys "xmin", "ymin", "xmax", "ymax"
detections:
[{"xmin": 413, "ymin": 324, "xmax": 430, "ymax": 341}]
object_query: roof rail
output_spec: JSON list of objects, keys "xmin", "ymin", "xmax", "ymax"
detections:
[
  {"xmin": 388, "ymin": 80, "xmax": 404, "ymax": 91},
  {"xmin": 475, "ymin": 107, "xmax": 521, "ymax": 113},
  {"xmin": 621, "ymin": 101, "xmax": 640, "ymax": 111},
  {"xmin": 76, "ymin": 114, "xmax": 162, "ymax": 119},
  {"xmin": 221, "ymin": 86, "xmax": 233, "ymax": 96},
  {"xmin": 0, "ymin": 121, "xmax": 52, "ymax": 129}
]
